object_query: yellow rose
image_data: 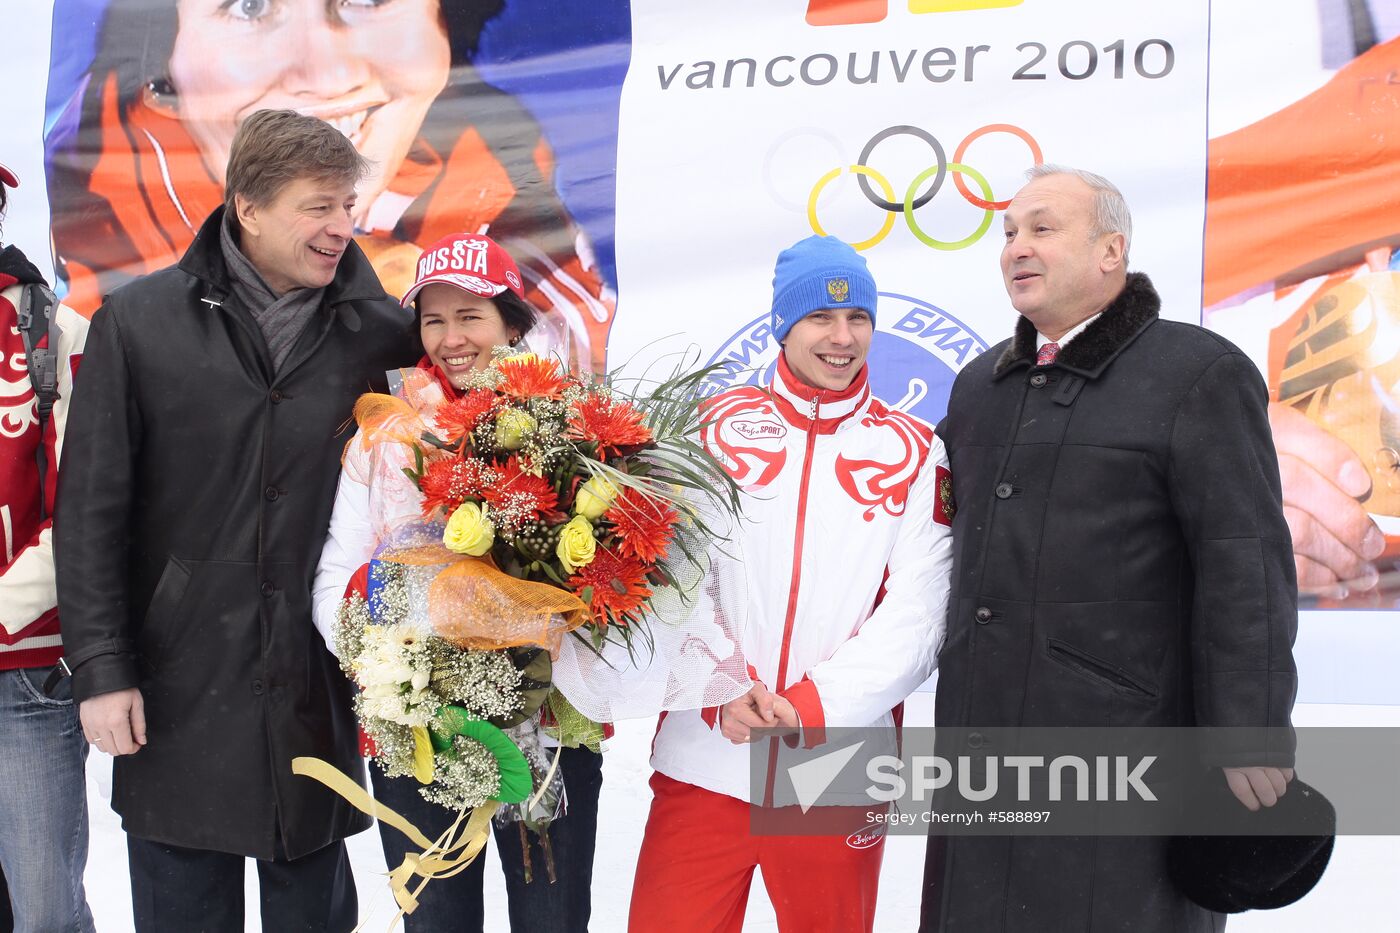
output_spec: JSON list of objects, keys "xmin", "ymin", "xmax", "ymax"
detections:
[
  {"xmin": 573, "ymin": 475, "xmax": 619, "ymax": 520},
  {"xmin": 556, "ymin": 515, "xmax": 597, "ymax": 573},
  {"xmin": 443, "ymin": 501, "xmax": 495, "ymax": 556},
  {"xmin": 494, "ymin": 408, "xmax": 537, "ymax": 451}
]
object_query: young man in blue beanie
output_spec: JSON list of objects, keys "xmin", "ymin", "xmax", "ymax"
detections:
[{"xmin": 629, "ymin": 235, "xmax": 954, "ymax": 932}]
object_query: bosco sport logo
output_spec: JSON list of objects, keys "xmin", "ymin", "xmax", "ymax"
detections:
[{"xmin": 702, "ymin": 294, "xmax": 989, "ymax": 429}]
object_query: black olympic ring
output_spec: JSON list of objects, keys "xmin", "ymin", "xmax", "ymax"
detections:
[{"xmin": 856, "ymin": 125, "xmax": 947, "ymax": 213}]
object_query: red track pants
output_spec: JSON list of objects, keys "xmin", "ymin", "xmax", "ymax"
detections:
[{"xmin": 628, "ymin": 772, "xmax": 887, "ymax": 933}]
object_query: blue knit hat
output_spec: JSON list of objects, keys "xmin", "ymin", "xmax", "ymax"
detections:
[{"xmin": 770, "ymin": 235, "xmax": 878, "ymax": 343}]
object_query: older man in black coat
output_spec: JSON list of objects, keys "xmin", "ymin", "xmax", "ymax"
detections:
[
  {"xmin": 55, "ymin": 110, "xmax": 416, "ymax": 930},
  {"xmin": 919, "ymin": 166, "xmax": 1298, "ymax": 932}
]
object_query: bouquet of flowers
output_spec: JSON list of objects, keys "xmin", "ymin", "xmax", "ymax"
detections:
[
  {"xmin": 401, "ymin": 349, "xmax": 720, "ymax": 642},
  {"xmin": 311, "ymin": 349, "xmax": 747, "ymax": 914}
]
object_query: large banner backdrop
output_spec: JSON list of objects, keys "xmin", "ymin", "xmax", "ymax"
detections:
[{"xmin": 6, "ymin": 0, "xmax": 1398, "ymax": 706}]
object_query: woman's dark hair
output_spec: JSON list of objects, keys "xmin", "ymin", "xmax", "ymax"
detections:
[
  {"xmin": 491, "ymin": 289, "xmax": 539, "ymax": 340},
  {"xmin": 411, "ymin": 287, "xmax": 538, "ymax": 356}
]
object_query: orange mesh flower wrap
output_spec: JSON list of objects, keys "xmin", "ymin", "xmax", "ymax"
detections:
[{"xmin": 374, "ymin": 543, "xmax": 590, "ymax": 654}]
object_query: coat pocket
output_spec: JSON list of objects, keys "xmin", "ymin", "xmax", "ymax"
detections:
[
  {"xmin": 1046, "ymin": 637, "xmax": 1157, "ymax": 699},
  {"xmin": 138, "ymin": 556, "xmax": 193, "ymax": 674}
]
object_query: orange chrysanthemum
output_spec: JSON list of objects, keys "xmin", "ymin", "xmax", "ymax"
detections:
[
  {"xmin": 418, "ymin": 457, "xmax": 493, "ymax": 518},
  {"xmin": 435, "ymin": 389, "xmax": 499, "ymax": 444},
  {"xmin": 608, "ymin": 488, "xmax": 679, "ymax": 563},
  {"xmin": 496, "ymin": 355, "xmax": 566, "ymax": 400},
  {"xmin": 483, "ymin": 456, "xmax": 560, "ymax": 520},
  {"xmin": 568, "ymin": 394, "xmax": 653, "ymax": 458},
  {"xmin": 569, "ymin": 549, "xmax": 652, "ymax": 627}
]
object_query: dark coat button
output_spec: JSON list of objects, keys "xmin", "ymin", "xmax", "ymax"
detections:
[
  {"xmin": 995, "ymin": 482, "xmax": 1014, "ymax": 499},
  {"xmin": 251, "ymin": 679, "xmax": 265, "ymax": 696},
  {"xmin": 968, "ymin": 732, "xmax": 986, "ymax": 749},
  {"xmin": 264, "ymin": 486, "xmax": 280, "ymax": 501},
  {"xmin": 260, "ymin": 581, "xmax": 275, "ymax": 598},
  {"xmin": 975, "ymin": 607, "xmax": 993, "ymax": 624},
  {"xmin": 1030, "ymin": 372, "xmax": 1048, "ymax": 388},
  {"xmin": 269, "ymin": 389, "xmax": 284, "ymax": 403}
]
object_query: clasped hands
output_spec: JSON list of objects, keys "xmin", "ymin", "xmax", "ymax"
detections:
[{"xmin": 719, "ymin": 683, "xmax": 800, "ymax": 745}]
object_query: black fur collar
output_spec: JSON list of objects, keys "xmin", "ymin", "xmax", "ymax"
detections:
[{"xmin": 993, "ymin": 272, "xmax": 1161, "ymax": 379}]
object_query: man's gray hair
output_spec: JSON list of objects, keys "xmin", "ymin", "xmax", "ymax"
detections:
[{"xmin": 1025, "ymin": 164, "xmax": 1132, "ymax": 262}]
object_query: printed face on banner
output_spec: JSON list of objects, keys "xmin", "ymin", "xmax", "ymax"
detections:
[
  {"xmin": 44, "ymin": 0, "xmax": 627, "ymax": 376},
  {"xmin": 169, "ymin": 0, "xmax": 451, "ymax": 215}
]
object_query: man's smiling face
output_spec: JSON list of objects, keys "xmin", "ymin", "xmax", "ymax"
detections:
[
  {"xmin": 782, "ymin": 306, "xmax": 873, "ymax": 392},
  {"xmin": 235, "ymin": 175, "xmax": 357, "ymax": 294},
  {"xmin": 1000, "ymin": 172, "xmax": 1120, "ymax": 334}
]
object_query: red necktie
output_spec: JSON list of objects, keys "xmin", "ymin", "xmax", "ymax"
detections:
[{"xmin": 1036, "ymin": 342, "xmax": 1060, "ymax": 366}]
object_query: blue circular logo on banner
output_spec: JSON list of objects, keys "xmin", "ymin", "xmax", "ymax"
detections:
[{"xmin": 703, "ymin": 292, "xmax": 990, "ymax": 426}]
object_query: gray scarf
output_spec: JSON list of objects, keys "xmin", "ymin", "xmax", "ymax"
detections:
[{"xmin": 219, "ymin": 214, "xmax": 326, "ymax": 372}]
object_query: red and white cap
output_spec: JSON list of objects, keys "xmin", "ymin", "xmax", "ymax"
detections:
[
  {"xmin": 0, "ymin": 162, "xmax": 19, "ymax": 188},
  {"xmin": 401, "ymin": 232, "xmax": 526, "ymax": 307}
]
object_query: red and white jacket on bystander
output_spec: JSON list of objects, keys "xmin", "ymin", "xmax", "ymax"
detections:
[
  {"xmin": 650, "ymin": 355, "xmax": 953, "ymax": 805},
  {"xmin": 0, "ymin": 249, "xmax": 87, "ymax": 671}
]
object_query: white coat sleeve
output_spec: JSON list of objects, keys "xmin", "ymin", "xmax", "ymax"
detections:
[
  {"xmin": 312, "ymin": 446, "xmax": 376, "ymax": 658},
  {"xmin": 779, "ymin": 438, "xmax": 953, "ymax": 745}
]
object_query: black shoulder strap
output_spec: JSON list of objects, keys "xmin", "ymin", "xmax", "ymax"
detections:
[{"xmin": 17, "ymin": 283, "xmax": 59, "ymax": 519}]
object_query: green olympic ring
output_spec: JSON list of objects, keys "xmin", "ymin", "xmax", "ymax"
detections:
[{"xmin": 904, "ymin": 162, "xmax": 994, "ymax": 251}]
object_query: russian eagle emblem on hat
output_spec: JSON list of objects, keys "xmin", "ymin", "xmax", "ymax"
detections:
[{"xmin": 825, "ymin": 277, "xmax": 850, "ymax": 303}]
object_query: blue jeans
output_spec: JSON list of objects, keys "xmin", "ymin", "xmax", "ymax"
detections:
[
  {"xmin": 0, "ymin": 667, "xmax": 95, "ymax": 933},
  {"xmin": 371, "ymin": 746, "xmax": 602, "ymax": 932}
]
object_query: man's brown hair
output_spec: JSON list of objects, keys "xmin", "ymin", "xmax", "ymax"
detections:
[{"xmin": 224, "ymin": 109, "xmax": 370, "ymax": 212}]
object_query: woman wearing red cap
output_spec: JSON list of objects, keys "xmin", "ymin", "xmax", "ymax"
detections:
[{"xmin": 312, "ymin": 232, "xmax": 600, "ymax": 931}]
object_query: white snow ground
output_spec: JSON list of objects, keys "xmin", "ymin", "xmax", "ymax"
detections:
[{"xmin": 79, "ymin": 696, "xmax": 1399, "ymax": 931}]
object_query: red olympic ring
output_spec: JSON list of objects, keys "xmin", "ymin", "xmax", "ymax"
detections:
[{"xmin": 952, "ymin": 124, "xmax": 1044, "ymax": 210}]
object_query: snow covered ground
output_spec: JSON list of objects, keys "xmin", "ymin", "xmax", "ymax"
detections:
[{"xmin": 79, "ymin": 696, "xmax": 1399, "ymax": 931}]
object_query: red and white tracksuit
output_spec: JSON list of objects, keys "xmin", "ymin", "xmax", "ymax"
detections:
[
  {"xmin": 0, "ymin": 272, "xmax": 87, "ymax": 670},
  {"xmin": 631, "ymin": 355, "xmax": 953, "ymax": 932}
]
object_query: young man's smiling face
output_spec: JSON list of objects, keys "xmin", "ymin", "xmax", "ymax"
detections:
[{"xmin": 782, "ymin": 306, "xmax": 873, "ymax": 392}]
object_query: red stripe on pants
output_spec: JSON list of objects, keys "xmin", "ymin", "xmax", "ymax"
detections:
[{"xmin": 628, "ymin": 772, "xmax": 886, "ymax": 932}]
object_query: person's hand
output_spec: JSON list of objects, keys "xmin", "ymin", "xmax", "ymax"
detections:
[
  {"xmin": 1222, "ymin": 766, "xmax": 1294, "ymax": 811},
  {"xmin": 79, "ymin": 688, "xmax": 147, "ymax": 756},
  {"xmin": 1270, "ymin": 403, "xmax": 1384, "ymax": 596},
  {"xmin": 719, "ymin": 683, "xmax": 777, "ymax": 744},
  {"xmin": 772, "ymin": 695, "xmax": 800, "ymax": 729}
]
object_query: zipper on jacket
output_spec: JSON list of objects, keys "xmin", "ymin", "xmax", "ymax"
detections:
[{"xmin": 762, "ymin": 390, "xmax": 823, "ymax": 806}]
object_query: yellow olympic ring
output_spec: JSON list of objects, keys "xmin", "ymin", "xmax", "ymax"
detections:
[
  {"xmin": 904, "ymin": 162, "xmax": 995, "ymax": 251},
  {"xmin": 808, "ymin": 165, "xmax": 898, "ymax": 251}
]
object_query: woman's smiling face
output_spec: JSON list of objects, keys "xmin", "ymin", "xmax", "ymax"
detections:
[{"xmin": 169, "ymin": 0, "xmax": 451, "ymax": 217}]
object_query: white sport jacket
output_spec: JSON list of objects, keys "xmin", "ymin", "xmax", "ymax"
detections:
[{"xmin": 650, "ymin": 356, "xmax": 954, "ymax": 805}]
